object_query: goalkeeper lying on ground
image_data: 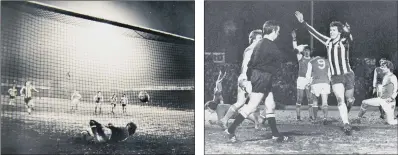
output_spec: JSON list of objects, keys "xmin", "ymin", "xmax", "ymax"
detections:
[{"xmin": 79, "ymin": 120, "xmax": 137, "ymax": 143}]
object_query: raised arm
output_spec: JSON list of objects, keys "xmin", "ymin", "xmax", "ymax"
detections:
[
  {"xmin": 292, "ymin": 30, "xmax": 303, "ymax": 61},
  {"xmin": 295, "ymin": 11, "xmax": 330, "ymax": 45},
  {"xmin": 32, "ymin": 86, "xmax": 39, "ymax": 92}
]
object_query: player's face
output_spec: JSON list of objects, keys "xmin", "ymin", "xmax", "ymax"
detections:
[
  {"xmin": 253, "ymin": 35, "xmax": 262, "ymax": 43},
  {"xmin": 380, "ymin": 60, "xmax": 386, "ymax": 66},
  {"xmin": 380, "ymin": 65, "xmax": 390, "ymax": 73},
  {"xmin": 330, "ymin": 26, "xmax": 340, "ymax": 39},
  {"xmin": 303, "ymin": 49, "xmax": 311, "ymax": 57}
]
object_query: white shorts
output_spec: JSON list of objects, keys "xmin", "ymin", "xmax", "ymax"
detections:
[
  {"xmin": 234, "ymin": 81, "xmax": 252, "ymax": 108},
  {"xmin": 311, "ymin": 83, "xmax": 331, "ymax": 97},
  {"xmin": 296, "ymin": 77, "xmax": 309, "ymax": 90}
]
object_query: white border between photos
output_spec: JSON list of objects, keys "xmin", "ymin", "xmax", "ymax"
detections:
[{"xmin": 195, "ymin": 0, "xmax": 205, "ymax": 154}]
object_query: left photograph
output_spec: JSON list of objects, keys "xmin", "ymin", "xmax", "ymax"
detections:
[{"xmin": 1, "ymin": 1, "xmax": 194, "ymax": 154}]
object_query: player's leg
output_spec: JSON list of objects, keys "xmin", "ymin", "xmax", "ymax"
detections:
[
  {"xmin": 311, "ymin": 93, "xmax": 319, "ymax": 123},
  {"xmin": 216, "ymin": 104, "xmax": 230, "ymax": 122},
  {"xmin": 258, "ymin": 91, "xmax": 290, "ymax": 142},
  {"xmin": 379, "ymin": 101, "xmax": 397, "ymax": 125},
  {"xmin": 227, "ymin": 92, "xmax": 264, "ymax": 139},
  {"xmin": 357, "ymin": 98, "xmax": 382, "ymax": 120},
  {"xmin": 296, "ymin": 78, "xmax": 305, "ymax": 120},
  {"xmin": 344, "ymin": 72, "xmax": 356, "ymax": 113},
  {"xmin": 332, "ymin": 83, "xmax": 351, "ymax": 135},
  {"xmin": 246, "ymin": 112, "xmax": 261, "ymax": 129},
  {"xmin": 219, "ymin": 85, "xmax": 248, "ymax": 128},
  {"xmin": 26, "ymin": 98, "xmax": 33, "ymax": 114},
  {"xmin": 376, "ymin": 85, "xmax": 386, "ymax": 119},
  {"xmin": 305, "ymin": 86, "xmax": 314, "ymax": 120}
]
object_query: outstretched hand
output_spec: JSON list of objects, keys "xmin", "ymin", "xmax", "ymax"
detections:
[{"xmin": 295, "ymin": 11, "xmax": 304, "ymax": 23}]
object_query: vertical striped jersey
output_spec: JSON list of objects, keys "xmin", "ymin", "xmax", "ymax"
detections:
[{"xmin": 302, "ymin": 22, "xmax": 353, "ymax": 76}]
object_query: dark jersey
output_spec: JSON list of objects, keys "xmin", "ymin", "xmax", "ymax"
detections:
[{"xmin": 247, "ymin": 38, "xmax": 283, "ymax": 75}]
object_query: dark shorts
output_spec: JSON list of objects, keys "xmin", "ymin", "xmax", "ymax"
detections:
[
  {"xmin": 122, "ymin": 104, "xmax": 126, "ymax": 107},
  {"xmin": 331, "ymin": 72, "xmax": 355, "ymax": 90},
  {"xmin": 10, "ymin": 96, "xmax": 15, "ymax": 99},
  {"xmin": 249, "ymin": 69, "xmax": 273, "ymax": 95},
  {"xmin": 24, "ymin": 97, "xmax": 32, "ymax": 104}
]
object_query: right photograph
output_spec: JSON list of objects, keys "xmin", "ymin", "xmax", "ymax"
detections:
[{"xmin": 204, "ymin": 1, "xmax": 398, "ymax": 154}]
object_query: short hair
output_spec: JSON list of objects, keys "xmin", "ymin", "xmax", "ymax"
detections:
[
  {"xmin": 249, "ymin": 29, "xmax": 262, "ymax": 44},
  {"xmin": 384, "ymin": 60, "xmax": 394, "ymax": 71},
  {"xmin": 262, "ymin": 20, "xmax": 280, "ymax": 35},
  {"xmin": 329, "ymin": 21, "xmax": 344, "ymax": 33}
]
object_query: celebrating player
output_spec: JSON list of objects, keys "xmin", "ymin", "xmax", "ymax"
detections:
[
  {"xmin": 8, "ymin": 84, "xmax": 18, "ymax": 105},
  {"xmin": 20, "ymin": 81, "xmax": 39, "ymax": 114},
  {"xmin": 217, "ymin": 29, "xmax": 263, "ymax": 130},
  {"xmin": 225, "ymin": 20, "xmax": 290, "ymax": 143},
  {"xmin": 93, "ymin": 91, "xmax": 104, "ymax": 114},
  {"xmin": 110, "ymin": 94, "xmax": 117, "ymax": 114},
  {"xmin": 373, "ymin": 58, "xmax": 388, "ymax": 119},
  {"xmin": 356, "ymin": 60, "xmax": 397, "ymax": 125},
  {"xmin": 71, "ymin": 90, "xmax": 82, "ymax": 111},
  {"xmin": 295, "ymin": 11, "xmax": 354, "ymax": 135},
  {"xmin": 292, "ymin": 29, "xmax": 314, "ymax": 121},
  {"xmin": 121, "ymin": 94, "xmax": 128, "ymax": 113},
  {"xmin": 306, "ymin": 55, "xmax": 331, "ymax": 124}
]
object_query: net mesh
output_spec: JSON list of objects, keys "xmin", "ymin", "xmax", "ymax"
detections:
[{"xmin": 1, "ymin": 2, "xmax": 194, "ymax": 154}]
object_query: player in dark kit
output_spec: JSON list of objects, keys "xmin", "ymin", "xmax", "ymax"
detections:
[
  {"xmin": 295, "ymin": 11, "xmax": 354, "ymax": 135},
  {"xmin": 373, "ymin": 58, "xmax": 388, "ymax": 119},
  {"xmin": 80, "ymin": 120, "xmax": 137, "ymax": 143},
  {"xmin": 225, "ymin": 20, "xmax": 290, "ymax": 143}
]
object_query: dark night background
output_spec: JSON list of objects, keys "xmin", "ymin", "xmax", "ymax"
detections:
[{"xmin": 205, "ymin": 1, "xmax": 397, "ymax": 65}]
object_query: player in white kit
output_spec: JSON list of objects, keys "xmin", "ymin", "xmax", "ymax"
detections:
[
  {"xmin": 71, "ymin": 90, "xmax": 82, "ymax": 111},
  {"xmin": 356, "ymin": 60, "xmax": 397, "ymax": 125}
]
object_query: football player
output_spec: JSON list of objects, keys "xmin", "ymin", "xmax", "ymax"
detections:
[{"xmin": 356, "ymin": 60, "xmax": 397, "ymax": 125}]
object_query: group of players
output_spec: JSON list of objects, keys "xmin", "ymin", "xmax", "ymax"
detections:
[
  {"xmin": 7, "ymin": 81, "xmax": 134, "ymax": 115},
  {"xmin": 205, "ymin": 11, "xmax": 398, "ymax": 143}
]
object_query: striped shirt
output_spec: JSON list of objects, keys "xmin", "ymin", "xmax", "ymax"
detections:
[{"xmin": 302, "ymin": 22, "xmax": 353, "ymax": 76}]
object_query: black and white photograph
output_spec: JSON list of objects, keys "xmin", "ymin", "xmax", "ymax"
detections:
[
  {"xmin": 1, "ymin": 1, "xmax": 194, "ymax": 154},
  {"xmin": 204, "ymin": 1, "xmax": 397, "ymax": 154}
]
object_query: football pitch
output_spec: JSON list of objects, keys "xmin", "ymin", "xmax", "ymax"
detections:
[
  {"xmin": 205, "ymin": 107, "xmax": 398, "ymax": 154},
  {"xmin": 1, "ymin": 96, "xmax": 195, "ymax": 154}
]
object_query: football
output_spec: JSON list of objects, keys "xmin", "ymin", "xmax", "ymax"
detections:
[{"xmin": 138, "ymin": 91, "xmax": 149, "ymax": 102}]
